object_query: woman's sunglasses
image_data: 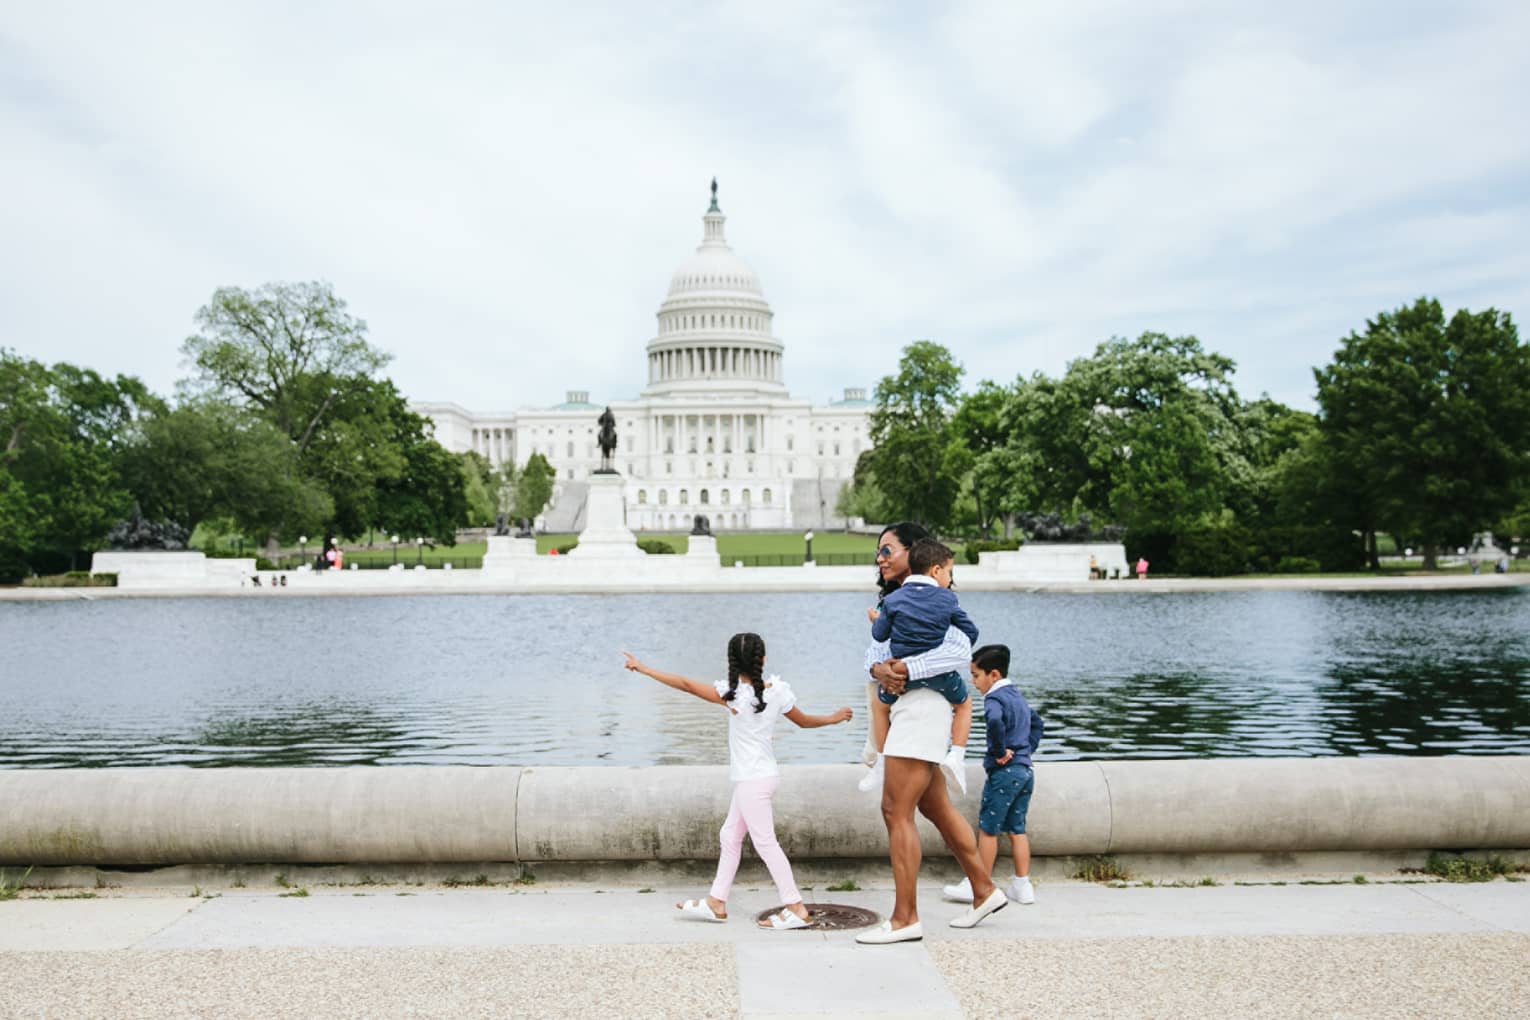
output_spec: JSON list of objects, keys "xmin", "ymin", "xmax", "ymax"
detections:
[{"xmin": 876, "ymin": 545, "xmax": 894, "ymax": 558}]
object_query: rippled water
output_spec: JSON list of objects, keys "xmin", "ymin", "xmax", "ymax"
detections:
[{"xmin": 2, "ymin": 589, "xmax": 1527, "ymax": 767}]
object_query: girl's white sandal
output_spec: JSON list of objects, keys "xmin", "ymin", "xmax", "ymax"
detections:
[
  {"xmin": 760, "ymin": 908, "xmax": 810, "ymax": 931},
  {"xmin": 677, "ymin": 899, "xmax": 727, "ymax": 922}
]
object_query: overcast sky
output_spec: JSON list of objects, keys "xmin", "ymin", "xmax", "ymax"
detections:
[{"xmin": 4, "ymin": 1, "xmax": 1528, "ymax": 413}]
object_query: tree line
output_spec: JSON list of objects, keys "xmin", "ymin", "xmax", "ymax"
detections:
[
  {"xmin": 5, "ymin": 287, "xmax": 1526, "ymax": 581},
  {"xmin": 0, "ymin": 282, "xmax": 551, "ymax": 581},
  {"xmin": 841, "ymin": 297, "xmax": 1530, "ymax": 574}
]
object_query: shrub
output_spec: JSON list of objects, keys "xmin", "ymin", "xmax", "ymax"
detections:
[
  {"xmin": 963, "ymin": 538, "xmax": 1023, "ymax": 565},
  {"xmin": 1275, "ymin": 556, "xmax": 1321, "ymax": 574},
  {"xmin": 1072, "ymin": 855, "xmax": 1130, "ymax": 883},
  {"xmin": 554, "ymin": 541, "xmax": 579, "ymax": 555},
  {"xmin": 254, "ymin": 557, "xmax": 277, "ymax": 571},
  {"xmin": 637, "ymin": 539, "xmax": 676, "ymax": 555},
  {"xmin": 21, "ymin": 572, "xmax": 117, "ymax": 588}
]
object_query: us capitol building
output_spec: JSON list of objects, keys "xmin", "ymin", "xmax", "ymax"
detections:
[{"xmin": 412, "ymin": 183, "xmax": 872, "ymax": 531}]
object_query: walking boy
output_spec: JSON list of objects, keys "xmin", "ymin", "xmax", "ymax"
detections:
[{"xmin": 943, "ymin": 643, "xmax": 1037, "ymax": 905}]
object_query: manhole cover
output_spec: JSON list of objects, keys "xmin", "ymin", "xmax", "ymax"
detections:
[{"xmin": 755, "ymin": 903, "xmax": 881, "ymax": 931}]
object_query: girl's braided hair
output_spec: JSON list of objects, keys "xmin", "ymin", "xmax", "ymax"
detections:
[{"xmin": 724, "ymin": 632, "xmax": 768, "ymax": 713}]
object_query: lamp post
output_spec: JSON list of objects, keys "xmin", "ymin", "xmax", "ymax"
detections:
[
  {"xmin": 299, "ymin": 535, "xmax": 307, "ymax": 569},
  {"xmin": 416, "ymin": 537, "xmax": 425, "ymax": 566},
  {"xmin": 391, "ymin": 534, "xmax": 400, "ymax": 566},
  {"xmin": 804, "ymin": 529, "xmax": 815, "ymax": 564}
]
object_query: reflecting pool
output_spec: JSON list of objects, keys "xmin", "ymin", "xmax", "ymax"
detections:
[{"xmin": 2, "ymin": 589, "xmax": 1527, "ymax": 767}]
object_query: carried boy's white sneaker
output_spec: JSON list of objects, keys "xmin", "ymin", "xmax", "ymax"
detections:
[
  {"xmin": 857, "ymin": 756, "xmax": 885, "ymax": 793},
  {"xmin": 940, "ymin": 746, "xmax": 968, "ymax": 797},
  {"xmin": 941, "ymin": 877, "xmax": 974, "ymax": 903},
  {"xmin": 1008, "ymin": 876, "xmax": 1035, "ymax": 905}
]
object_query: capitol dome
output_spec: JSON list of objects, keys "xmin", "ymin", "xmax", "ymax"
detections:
[{"xmin": 644, "ymin": 181, "xmax": 787, "ymax": 398}]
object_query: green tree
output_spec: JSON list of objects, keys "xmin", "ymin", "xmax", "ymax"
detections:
[
  {"xmin": 509, "ymin": 453, "xmax": 557, "ymax": 523},
  {"xmin": 118, "ymin": 399, "xmax": 330, "ymax": 542},
  {"xmin": 866, "ymin": 341, "xmax": 968, "ymax": 529},
  {"xmin": 1314, "ymin": 298, "xmax": 1530, "ymax": 568},
  {"xmin": 0, "ymin": 352, "xmax": 152, "ymax": 576},
  {"xmin": 180, "ymin": 282, "xmax": 389, "ymax": 452},
  {"xmin": 459, "ymin": 451, "xmax": 498, "ymax": 527},
  {"xmin": 952, "ymin": 380, "xmax": 1011, "ymax": 537}
]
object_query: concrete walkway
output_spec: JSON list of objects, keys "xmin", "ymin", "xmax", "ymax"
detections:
[{"xmin": 3, "ymin": 878, "xmax": 1527, "ymax": 1018}]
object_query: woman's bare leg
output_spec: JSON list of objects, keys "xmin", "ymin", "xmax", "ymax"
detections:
[
  {"xmin": 916, "ymin": 769, "xmax": 997, "ymax": 904},
  {"xmin": 880, "ymin": 755, "xmax": 934, "ymax": 929}
]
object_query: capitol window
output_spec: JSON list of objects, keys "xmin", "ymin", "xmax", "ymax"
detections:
[
  {"xmin": 741, "ymin": 488, "xmax": 751, "ymax": 503},
  {"xmin": 720, "ymin": 490, "xmax": 731, "ymax": 505},
  {"xmin": 637, "ymin": 490, "xmax": 647, "ymax": 504},
  {"xmin": 786, "ymin": 436, "xmax": 794, "ymax": 451},
  {"xmin": 762, "ymin": 488, "xmax": 772, "ymax": 505},
  {"xmin": 680, "ymin": 489, "xmax": 689, "ymax": 505},
  {"xmin": 659, "ymin": 490, "xmax": 668, "ymax": 505},
  {"xmin": 700, "ymin": 489, "xmax": 709, "ymax": 505}
]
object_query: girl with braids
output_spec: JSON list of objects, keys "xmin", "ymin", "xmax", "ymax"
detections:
[{"xmin": 623, "ymin": 633, "xmax": 853, "ymax": 930}]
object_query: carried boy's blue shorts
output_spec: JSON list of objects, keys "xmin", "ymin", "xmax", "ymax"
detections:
[
  {"xmin": 978, "ymin": 763, "xmax": 1034, "ymax": 835},
  {"xmin": 876, "ymin": 669, "xmax": 969, "ymax": 706}
]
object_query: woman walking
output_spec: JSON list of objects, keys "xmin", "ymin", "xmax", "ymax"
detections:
[{"xmin": 854, "ymin": 523, "xmax": 1005, "ymax": 944}]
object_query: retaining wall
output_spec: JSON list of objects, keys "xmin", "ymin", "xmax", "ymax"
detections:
[{"xmin": 2, "ymin": 757, "xmax": 1528, "ymax": 866}]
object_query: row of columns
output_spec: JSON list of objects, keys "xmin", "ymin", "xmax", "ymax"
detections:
[
  {"xmin": 649, "ymin": 413, "xmax": 764, "ymax": 457},
  {"xmin": 650, "ymin": 346, "xmax": 781, "ymax": 383},
  {"xmin": 471, "ymin": 426, "xmax": 513, "ymax": 465}
]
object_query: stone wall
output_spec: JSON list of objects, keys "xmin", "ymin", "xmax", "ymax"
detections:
[{"xmin": 2, "ymin": 757, "xmax": 1526, "ymax": 866}]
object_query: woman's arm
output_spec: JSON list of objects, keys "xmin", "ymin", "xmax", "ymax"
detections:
[
  {"xmin": 903, "ymin": 626, "xmax": 973, "ymax": 680},
  {"xmin": 784, "ymin": 705, "xmax": 854, "ymax": 729},
  {"xmin": 622, "ymin": 652, "xmax": 725, "ymax": 705}
]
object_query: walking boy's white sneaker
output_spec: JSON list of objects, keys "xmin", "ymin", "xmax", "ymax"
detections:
[
  {"xmin": 857, "ymin": 756, "xmax": 885, "ymax": 793},
  {"xmin": 941, "ymin": 877, "xmax": 974, "ymax": 902},
  {"xmin": 1008, "ymin": 876, "xmax": 1035, "ymax": 905}
]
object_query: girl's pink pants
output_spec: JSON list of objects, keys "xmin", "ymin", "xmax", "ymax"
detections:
[{"xmin": 709, "ymin": 776, "xmax": 801, "ymax": 905}]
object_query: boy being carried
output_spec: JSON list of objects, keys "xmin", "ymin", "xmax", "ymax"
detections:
[
  {"xmin": 861, "ymin": 538, "xmax": 977, "ymax": 794},
  {"xmin": 944, "ymin": 643, "xmax": 1039, "ymax": 906}
]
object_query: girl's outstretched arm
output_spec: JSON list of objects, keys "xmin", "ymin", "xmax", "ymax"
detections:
[
  {"xmin": 784, "ymin": 705, "xmax": 853, "ymax": 729},
  {"xmin": 622, "ymin": 652, "xmax": 725, "ymax": 705}
]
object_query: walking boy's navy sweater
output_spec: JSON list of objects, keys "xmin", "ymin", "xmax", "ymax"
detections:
[
  {"xmin": 983, "ymin": 681, "xmax": 1034, "ymax": 773},
  {"xmin": 871, "ymin": 576, "xmax": 980, "ymax": 659}
]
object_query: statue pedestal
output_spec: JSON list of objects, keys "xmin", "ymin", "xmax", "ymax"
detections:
[
  {"xmin": 686, "ymin": 534, "xmax": 717, "ymax": 564},
  {"xmin": 483, "ymin": 535, "xmax": 536, "ymax": 572},
  {"xmin": 569, "ymin": 473, "xmax": 642, "ymax": 558}
]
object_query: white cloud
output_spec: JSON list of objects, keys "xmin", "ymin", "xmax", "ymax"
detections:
[{"xmin": 2, "ymin": 0, "xmax": 1527, "ymax": 416}]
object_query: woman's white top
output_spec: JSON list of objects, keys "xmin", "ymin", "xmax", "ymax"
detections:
[{"xmin": 712, "ymin": 675, "xmax": 796, "ymax": 782}]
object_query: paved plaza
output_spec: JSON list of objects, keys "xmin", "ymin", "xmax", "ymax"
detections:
[{"xmin": 2, "ymin": 876, "xmax": 1527, "ymax": 1018}]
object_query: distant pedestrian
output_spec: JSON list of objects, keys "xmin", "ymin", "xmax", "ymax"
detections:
[
  {"xmin": 622, "ymin": 634, "xmax": 852, "ymax": 931},
  {"xmin": 1136, "ymin": 557, "xmax": 1149, "ymax": 580},
  {"xmin": 1089, "ymin": 554, "xmax": 1099, "ymax": 580}
]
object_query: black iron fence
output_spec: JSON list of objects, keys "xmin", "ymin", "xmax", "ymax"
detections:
[{"xmin": 726, "ymin": 552, "xmax": 876, "ymax": 567}]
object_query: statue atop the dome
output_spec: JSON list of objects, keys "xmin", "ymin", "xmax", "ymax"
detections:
[
  {"xmin": 708, "ymin": 177, "xmax": 720, "ymax": 213},
  {"xmin": 595, "ymin": 406, "xmax": 618, "ymax": 474}
]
